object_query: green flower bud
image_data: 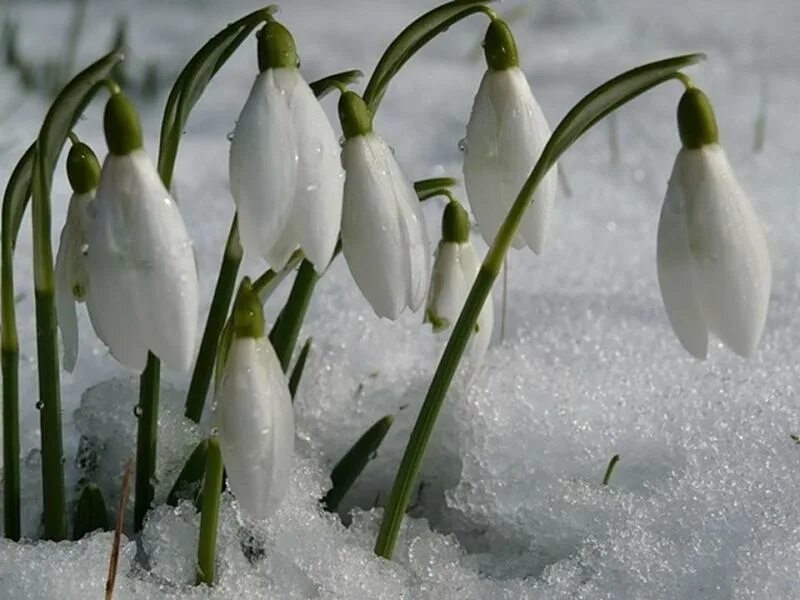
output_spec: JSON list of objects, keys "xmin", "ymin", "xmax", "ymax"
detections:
[
  {"xmin": 338, "ymin": 91, "xmax": 373, "ymax": 139},
  {"xmin": 257, "ymin": 21, "xmax": 299, "ymax": 72},
  {"xmin": 677, "ymin": 87, "xmax": 719, "ymax": 149},
  {"xmin": 66, "ymin": 141, "xmax": 101, "ymax": 194},
  {"xmin": 483, "ymin": 19, "xmax": 518, "ymax": 71},
  {"xmin": 103, "ymin": 93, "xmax": 143, "ymax": 155},
  {"xmin": 233, "ymin": 277, "xmax": 265, "ymax": 339},
  {"xmin": 441, "ymin": 201, "xmax": 470, "ymax": 243}
]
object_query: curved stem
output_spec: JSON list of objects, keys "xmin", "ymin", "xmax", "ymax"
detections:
[
  {"xmin": 269, "ymin": 259, "xmax": 318, "ymax": 372},
  {"xmin": 134, "ymin": 353, "xmax": 160, "ymax": 532},
  {"xmin": 185, "ymin": 217, "xmax": 242, "ymax": 423}
]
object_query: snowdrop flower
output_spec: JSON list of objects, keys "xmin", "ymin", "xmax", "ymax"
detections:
[
  {"xmin": 229, "ymin": 20, "xmax": 343, "ymax": 272},
  {"xmin": 86, "ymin": 92, "xmax": 199, "ymax": 372},
  {"xmin": 657, "ymin": 87, "xmax": 771, "ymax": 359},
  {"xmin": 463, "ymin": 18, "xmax": 557, "ymax": 253},
  {"xmin": 339, "ymin": 91, "xmax": 431, "ymax": 319},
  {"xmin": 55, "ymin": 141, "xmax": 99, "ymax": 372},
  {"xmin": 425, "ymin": 200, "xmax": 493, "ymax": 367},
  {"xmin": 216, "ymin": 279, "xmax": 294, "ymax": 520}
]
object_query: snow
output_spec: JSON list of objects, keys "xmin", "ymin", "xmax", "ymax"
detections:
[{"xmin": 2, "ymin": 0, "xmax": 800, "ymax": 598}]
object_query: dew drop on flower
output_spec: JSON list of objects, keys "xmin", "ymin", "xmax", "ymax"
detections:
[
  {"xmin": 458, "ymin": 138, "xmax": 467, "ymax": 152},
  {"xmin": 226, "ymin": 130, "xmax": 235, "ymax": 142},
  {"xmin": 35, "ymin": 401, "xmax": 44, "ymax": 410},
  {"xmin": 133, "ymin": 404, "xmax": 143, "ymax": 417}
]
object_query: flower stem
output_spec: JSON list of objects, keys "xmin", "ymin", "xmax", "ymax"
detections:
[
  {"xmin": 33, "ymin": 288, "xmax": 67, "ymax": 540},
  {"xmin": 134, "ymin": 352, "xmax": 160, "ymax": 532},
  {"xmin": 185, "ymin": 217, "xmax": 242, "ymax": 423},
  {"xmin": 269, "ymin": 259, "xmax": 318, "ymax": 372},
  {"xmin": 196, "ymin": 437, "xmax": 223, "ymax": 586}
]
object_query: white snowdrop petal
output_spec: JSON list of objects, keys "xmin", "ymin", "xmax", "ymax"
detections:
[
  {"xmin": 464, "ymin": 68, "xmax": 556, "ymax": 251},
  {"xmin": 87, "ymin": 151, "xmax": 198, "ymax": 372},
  {"xmin": 388, "ymin": 154, "xmax": 430, "ymax": 311},
  {"xmin": 682, "ymin": 145, "xmax": 771, "ymax": 357},
  {"xmin": 217, "ymin": 337, "xmax": 294, "ymax": 520},
  {"xmin": 460, "ymin": 243, "xmax": 494, "ymax": 367},
  {"xmin": 55, "ymin": 192, "xmax": 92, "ymax": 372},
  {"xmin": 426, "ymin": 242, "xmax": 469, "ymax": 331},
  {"xmin": 230, "ymin": 70, "xmax": 297, "ymax": 266},
  {"xmin": 341, "ymin": 134, "xmax": 409, "ymax": 319},
  {"xmin": 656, "ymin": 153, "xmax": 709, "ymax": 359},
  {"xmin": 286, "ymin": 75, "xmax": 344, "ymax": 272},
  {"xmin": 86, "ymin": 164, "xmax": 149, "ymax": 371},
  {"xmin": 54, "ymin": 248, "xmax": 79, "ymax": 373}
]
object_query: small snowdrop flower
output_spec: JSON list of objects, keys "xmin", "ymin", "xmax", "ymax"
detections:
[
  {"xmin": 86, "ymin": 92, "xmax": 199, "ymax": 372},
  {"xmin": 216, "ymin": 278, "xmax": 294, "ymax": 521},
  {"xmin": 463, "ymin": 18, "xmax": 557, "ymax": 253},
  {"xmin": 339, "ymin": 91, "xmax": 431, "ymax": 320},
  {"xmin": 425, "ymin": 200, "xmax": 493, "ymax": 367},
  {"xmin": 229, "ymin": 20, "xmax": 344, "ymax": 272},
  {"xmin": 657, "ymin": 86, "xmax": 771, "ymax": 359},
  {"xmin": 55, "ymin": 141, "xmax": 99, "ymax": 372}
]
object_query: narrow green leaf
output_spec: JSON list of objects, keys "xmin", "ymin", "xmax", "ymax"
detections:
[
  {"xmin": 413, "ymin": 176, "xmax": 459, "ymax": 198},
  {"xmin": 363, "ymin": 0, "xmax": 494, "ymax": 113},
  {"xmin": 309, "ymin": 69, "xmax": 363, "ymax": 99},
  {"xmin": 167, "ymin": 439, "xmax": 210, "ymax": 508},
  {"xmin": 269, "ymin": 260, "xmax": 318, "ymax": 372},
  {"xmin": 196, "ymin": 438, "xmax": 224, "ymax": 586},
  {"xmin": 2, "ymin": 143, "xmax": 35, "ymax": 252},
  {"xmin": 602, "ymin": 454, "xmax": 620, "ymax": 486},
  {"xmin": 214, "ymin": 318, "xmax": 234, "ymax": 395},
  {"xmin": 289, "ymin": 337, "xmax": 312, "ymax": 400},
  {"xmin": 73, "ymin": 483, "xmax": 109, "ymax": 540},
  {"xmin": 157, "ymin": 6, "xmax": 276, "ymax": 185},
  {"xmin": 322, "ymin": 415, "xmax": 394, "ymax": 513},
  {"xmin": 252, "ymin": 249, "xmax": 303, "ymax": 300}
]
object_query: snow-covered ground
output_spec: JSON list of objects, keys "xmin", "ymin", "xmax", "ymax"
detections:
[{"xmin": 1, "ymin": 0, "xmax": 800, "ymax": 598}]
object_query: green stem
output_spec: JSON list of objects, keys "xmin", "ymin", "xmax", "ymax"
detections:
[
  {"xmin": 134, "ymin": 352, "xmax": 160, "ymax": 532},
  {"xmin": 269, "ymin": 259, "xmax": 318, "ymax": 372},
  {"xmin": 32, "ymin": 145, "xmax": 66, "ymax": 539},
  {"xmin": 2, "ymin": 348, "xmax": 20, "ymax": 540},
  {"xmin": 196, "ymin": 437, "xmax": 223, "ymax": 586},
  {"xmin": 185, "ymin": 217, "xmax": 242, "ymax": 423},
  {"xmin": 33, "ymin": 289, "xmax": 67, "ymax": 540}
]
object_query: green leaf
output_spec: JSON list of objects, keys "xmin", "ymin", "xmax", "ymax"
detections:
[
  {"xmin": 288, "ymin": 337, "xmax": 312, "ymax": 400},
  {"xmin": 73, "ymin": 483, "xmax": 109, "ymax": 540},
  {"xmin": 167, "ymin": 439, "xmax": 210, "ymax": 508},
  {"xmin": 362, "ymin": 0, "xmax": 494, "ymax": 114},
  {"xmin": 309, "ymin": 69, "xmax": 363, "ymax": 99},
  {"xmin": 2, "ymin": 143, "xmax": 35, "ymax": 252},
  {"xmin": 413, "ymin": 177, "xmax": 459, "ymax": 199},
  {"xmin": 322, "ymin": 415, "xmax": 394, "ymax": 513},
  {"xmin": 157, "ymin": 6, "xmax": 276, "ymax": 186}
]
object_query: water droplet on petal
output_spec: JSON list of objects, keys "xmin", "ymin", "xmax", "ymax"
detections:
[
  {"xmin": 134, "ymin": 404, "xmax": 143, "ymax": 417},
  {"xmin": 227, "ymin": 131, "xmax": 235, "ymax": 142},
  {"xmin": 458, "ymin": 138, "xmax": 467, "ymax": 152},
  {"xmin": 35, "ymin": 401, "xmax": 44, "ymax": 410}
]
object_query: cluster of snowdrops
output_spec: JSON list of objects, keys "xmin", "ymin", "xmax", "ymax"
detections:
[{"xmin": 0, "ymin": 0, "xmax": 771, "ymax": 587}]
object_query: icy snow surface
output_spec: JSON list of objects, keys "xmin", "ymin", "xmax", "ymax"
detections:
[{"xmin": 1, "ymin": 0, "xmax": 800, "ymax": 598}]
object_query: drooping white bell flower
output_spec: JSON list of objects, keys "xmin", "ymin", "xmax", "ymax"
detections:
[
  {"xmin": 463, "ymin": 18, "xmax": 557, "ymax": 253},
  {"xmin": 338, "ymin": 91, "xmax": 431, "ymax": 320},
  {"xmin": 55, "ymin": 141, "xmax": 99, "ymax": 372},
  {"xmin": 86, "ymin": 92, "xmax": 199, "ymax": 372},
  {"xmin": 657, "ymin": 87, "xmax": 771, "ymax": 359},
  {"xmin": 216, "ymin": 279, "xmax": 294, "ymax": 521},
  {"xmin": 425, "ymin": 201, "xmax": 493, "ymax": 367},
  {"xmin": 229, "ymin": 20, "xmax": 343, "ymax": 273}
]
